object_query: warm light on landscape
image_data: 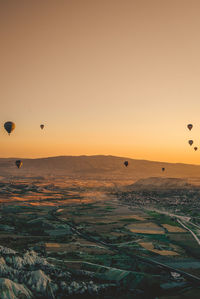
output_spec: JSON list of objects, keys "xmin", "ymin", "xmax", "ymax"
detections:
[{"xmin": 1, "ymin": 2, "xmax": 200, "ymax": 298}]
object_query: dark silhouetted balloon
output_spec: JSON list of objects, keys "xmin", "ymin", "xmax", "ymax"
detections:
[
  {"xmin": 194, "ymin": 147, "xmax": 198, "ymax": 151},
  {"xmin": 4, "ymin": 121, "xmax": 15, "ymax": 135},
  {"xmin": 162, "ymin": 167, "xmax": 165, "ymax": 172},
  {"xmin": 15, "ymin": 160, "xmax": 23, "ymax": 169},
  {"xmin": 188, "ymin": 140, "xmax": 193, "ymax": 146},
  {"xmin": 187, "ymin": 124, "xmax": 193, "ymax": 131},
  {"xmin": 124, "ymin": 161, "xmax": 128, "ymax": 167},
  {"xmin": 40, "ymin": 124, "xmax": 44, "ymax": 130}
]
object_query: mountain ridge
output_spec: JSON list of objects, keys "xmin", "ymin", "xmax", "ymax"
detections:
[
  {"xmin": 1, "ymin": 154, "xmax": 200, "ymax": 167},
  {"xmin": 1, "ymin": 155, "xmax": 200, "ymax": 179}
]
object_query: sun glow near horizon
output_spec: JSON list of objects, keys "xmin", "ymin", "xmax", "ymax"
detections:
[{"xmin": 1, "ymin": 0, "xmax": 200, "ymax": 165}]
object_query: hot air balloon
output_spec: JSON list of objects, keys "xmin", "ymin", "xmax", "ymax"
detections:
[
  {"xmin": 4, "ymin": 121, "xmax": 15, "ymax": 135},
  {"xmin": 194, "ymin": 147, "xmax": 198, "ymax": 151},
  {"xmin": 124, "ymin": 161, "xmax": 128, "ymax": 167},
  {"xmin": 15, "ymin": 160, "xmax": 23, "ymax": 169},
  {"xmin": 162, "ymin": 167, "xmax": 165, "ymax": 172},
  {"xmin": 188, "ymin": 140, "xmax": 193, "ymax": 146},
  {"xmin": 40, "ymin": 124, "xmax": 44, "ymax": 130},
  {"xmin": 187, "ymin": 124, "xmax": 193, "ymax": 131}
]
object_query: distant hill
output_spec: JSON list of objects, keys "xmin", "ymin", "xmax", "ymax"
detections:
[
  {"xmin": 127, "ymin": 177, "xmax": 193, "ymax": 190},
  {"xmin": 1, "ymin": 155, "xmax": 200, "ymax": 180}
]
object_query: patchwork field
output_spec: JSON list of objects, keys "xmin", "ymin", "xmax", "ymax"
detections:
[
  {"xmin": 127, "ymin": 222, "xmax": 165, "ymax": 234},
  {"xmin": 0, "ymin": 176, "xmax": 200, "ymax": 298},
  {"xmin": 138, "ymin": 241, "xmax": 179, "ymax": 256},
  {"xmin": 162, "ymin": 224, "xmax": 186, "ymax": 233}
]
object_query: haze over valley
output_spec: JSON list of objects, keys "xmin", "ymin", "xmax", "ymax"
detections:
[
  {"xmin": 2, "ymin": 0, "xmax": 200, "ymax": 298},
  {"xmin": 2, "ymin": 155, "xmax": 200, "ymax": 180},
  {"xmin": 0, "ymin": 156, "xmax": 200, "ymax": 298}
]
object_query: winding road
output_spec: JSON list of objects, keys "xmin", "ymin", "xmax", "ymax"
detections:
[
  {"xmin": 52, "ymin": 207, "xmax": 200, "ymax": 285},
  {"xmin": 146, "ymin": 207, "xmax": 200, "ymax": 247}
]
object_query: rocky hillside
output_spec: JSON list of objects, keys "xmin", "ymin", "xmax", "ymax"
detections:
[{"xmin": 0, "ymin": 245, "xmax": 117, "ymax": 299}]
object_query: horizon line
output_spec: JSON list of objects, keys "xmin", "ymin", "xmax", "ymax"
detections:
[{"xmin": 1, "ymin": 154, "xmax": 200, "ymax": 167}]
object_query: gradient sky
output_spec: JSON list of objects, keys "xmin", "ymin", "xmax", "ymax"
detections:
[{"xmin": 1, "ymin": 0, "xmax": 200, "ymax": 163}]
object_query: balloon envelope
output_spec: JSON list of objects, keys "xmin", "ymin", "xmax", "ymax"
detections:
[
  {"xmin": 40, "ymin": 124, "xmax": 44, "ymax": 130},
  {"xmin": 124, "ymin": 161, "xmax": 128, "ymax": 167},
  {"xmin": 188, "ymin": 140, "xmax": 193, "ymax": 146},
  {"xmin": 194, "ymin": 147, "xmax": 198, "ymax": 151},
  {"xmin": 4, "ymin": 121, "xmax": 15, "ymax": 135},
  {"xmin": 15, "ymin": 160, "xmax": 23, "ymax": 169},
  {"xmin": 187, "ymin": 124, "xmax": 193, "ymax": 131}
]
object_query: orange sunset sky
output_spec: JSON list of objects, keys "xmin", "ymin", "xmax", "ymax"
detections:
[{"xmin": 1, "ymin": 0, "xmax": 200, "ymax": 164}]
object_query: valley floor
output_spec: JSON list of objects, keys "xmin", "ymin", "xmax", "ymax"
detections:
[{"xmin": 0, "ymin": 176, "xmax": 200, "ymax": 298}]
